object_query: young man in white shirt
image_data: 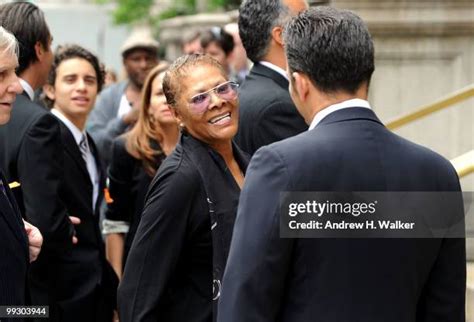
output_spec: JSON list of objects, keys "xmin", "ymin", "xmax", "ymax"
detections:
[{"xmin": 43, "ymin": 44, "xmax": 118, "ymax": 322}]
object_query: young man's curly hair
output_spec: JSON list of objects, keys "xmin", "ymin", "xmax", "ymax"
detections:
[{"xmin": 44, "ymin": 44, "xmax": 105, "ymax": 108}]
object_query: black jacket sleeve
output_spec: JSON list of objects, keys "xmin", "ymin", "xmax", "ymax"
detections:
[
  {"xmin": 416, "ymin": 163, "xmax": 466, "ymax": 322},
  {"xmin": 105, "ymin": 138, "xmax": 135, "ymax": 223},
  {"xmin": 118, "ymin": 165, "xmax": 200, "ymax": 322},
  {"xmin": 17, "ymin": 113, "xmax": 73, "ymax": 254}
]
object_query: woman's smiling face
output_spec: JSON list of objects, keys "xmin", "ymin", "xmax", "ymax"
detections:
[{"xmin": 173, "ymin": 63, "xmax": 239, "ymax": 146}]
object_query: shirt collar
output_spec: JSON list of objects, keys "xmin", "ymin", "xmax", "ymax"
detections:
[
  {"xmin": 19, "ymin": 79, "xmax": 35, "ymax": 101},
  {"xmin": 51, "ymin": 108, "xmax": 85, "ymax": 145},
  {"xmin": 308, "ymin": 98, "xmax": 371, "ymax": 131},
  {"xmin": 259, "ymin": 61, "xmax": 288, "ymax": 81}
]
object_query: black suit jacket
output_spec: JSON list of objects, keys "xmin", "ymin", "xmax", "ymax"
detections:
[
  {"xmin": 0, "ymin": 93, "xmax": 73, "ymax": 253},
  {"xmin": 234, "ymin": 63, "xmax": 307, "ymax": 155},
  {"xmin": 105, "ymin": 136, "xmax": 161, "ymax": 265},
  {"xmin": 36, "ymin": 120, "xmax": 118, "ymax": 322},
  {"xmin": 219, "ymin": 107, "xmax": 466, "ymax": 322},
  {"xmin": 0, "ymin": 170, "xmax": 28, "ymax": 311}
]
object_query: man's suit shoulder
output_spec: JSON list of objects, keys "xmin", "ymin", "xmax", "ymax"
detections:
[
  {"xmin": 388, "ymin": 131, "xmax": 460, "ymax": 181},
  {"xmin": 239, "ymin": 75, "xmax": 294, "ymax": 114},
  {"xmin": 11, "ymin": 95, "xmax": 53, "ymax": 130},
  {"xmin": 260, "ymin": 121, "xmax": 459, "ymax": 186},
  {"xmin": 4, "ymin": 96, "xmax": 60, "ymax": 154}
]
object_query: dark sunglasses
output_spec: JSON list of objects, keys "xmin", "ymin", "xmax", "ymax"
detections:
[{"xmin": 188, "ymin": 81, "xmax": 239, "ymax": 114}]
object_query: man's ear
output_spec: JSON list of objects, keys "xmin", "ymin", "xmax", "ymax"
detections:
[
  {"xmin": 271, "ymin": 26, "xmax": 284, "ymax": 47},
  {"xmin": 35, "ymin": 41, "xmax": 47, "ymax": 62},
  {"xmin": 292, "ymin": 72, "xmax": 310, "ymax": 103},
  {"xmin": 43, "ymin": 84, "xmax": 55, "ymax": 101}
]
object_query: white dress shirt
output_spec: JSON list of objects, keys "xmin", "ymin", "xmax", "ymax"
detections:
[
  {"xmin": 308, "ymin": 98, "xmax": 372, "ymax": 131},
  {"xmin": 19, "ymin": 79, "xmax": 35, "ymax": 101},
  {"xmin": 117, "ymin": 94, "xmax": 132, "ymax": 119},
  {"xmin": 51, "ymin": 108, "xmax": 99, "ymax": 211},
  {"xmin": 259, "ymin": 61, "xmax": 289, "ymax": 81}
]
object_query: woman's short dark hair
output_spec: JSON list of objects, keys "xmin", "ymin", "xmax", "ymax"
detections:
[
  {"xmin": 200, "ymin": 27, "xmax": 235, "ymax": 56},
  {"xmin": 283, "ymin": 7, "xmax": 375, "ymax": 94},
  {"xmin": 0, "ymin": 2, "xmax": 51, "ymax": 75},
  {"xmin": 44, "ymin": 44, "xmax": 105, "ymax": 108},
  {"xmin": 163, "ymin": 54, "xmax": 225, "ymax": 108}
]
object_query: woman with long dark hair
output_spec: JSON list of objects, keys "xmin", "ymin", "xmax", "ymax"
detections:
[{"xmin": 103, "ymin": 62, "xmax": 179, "ymax": 279}]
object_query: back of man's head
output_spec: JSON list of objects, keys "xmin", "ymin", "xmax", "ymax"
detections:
[
  {"xmin": 0, "ymin": 2, "xmax": 51, "ymax": 75},
  {"xmin": 284, "ymin": 7, "xmax": 375, "ymax": 94},
  {"xmin": 238, "ymin": 0, "xmax": 290, "ymax": 63}
]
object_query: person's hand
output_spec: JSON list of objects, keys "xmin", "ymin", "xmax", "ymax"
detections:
[
  {"xmin": 69, "ymin": 216, "xmax": 81, "ymax": 244},
  {"xmin": 122, "ymin": 107, "xmax": 139, "ymax": 125},
  {"xmin": 113, "ymin": 310, "xmax": 119, "ymax": 322},
  {"xmin": 23, "ymin": 220, "xmax": 43, "ymax": 263}
]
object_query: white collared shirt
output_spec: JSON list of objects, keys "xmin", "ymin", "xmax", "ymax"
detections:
[
  {"xmin": 51, "ymin": 108, "xmax": 99, "ymax": 212},
  {"xmin": 308, "ymin": 98, "xmax": 372, "ymax": 131},
  {"xmin": 19, "ymin": 79, "xmax": 35, "ymax": 101},
  {"xmin": 117, "ymin": 94, "xmax": 132, "ymax": 119},
  {"xmin": 259, "ymin": 61, "xmax": 289, "ymax": 81}
]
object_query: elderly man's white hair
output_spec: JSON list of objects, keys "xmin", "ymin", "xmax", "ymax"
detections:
[{"xmin": 0, "ymin": 26, "xmax": 18, "ymax": 58}]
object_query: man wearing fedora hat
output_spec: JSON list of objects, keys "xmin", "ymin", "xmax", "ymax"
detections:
[{"xmin": 87, "ymin": 28, "xmax": 160, "ymax": 167}]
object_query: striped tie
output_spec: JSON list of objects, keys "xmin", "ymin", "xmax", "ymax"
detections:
[{"xmin": 79, "ymin": 134, "xmax": 88, "ymax": 163}]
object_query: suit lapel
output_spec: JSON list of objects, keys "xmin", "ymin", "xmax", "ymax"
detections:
[
  {"xmin": 87, "ymin": 133, "xmax": 103, "ymax": 183},
  {"xmin": 87, "ymin": 133, "xmax": 105, "ymax": 214},
  {"xmin": 250, "ymin": 63, "xmax": 289, "ymax": 90},
  {"xmin": 0, "ymin": 172, "xmax": 28, "ymax": 247},
  {"xmin": 59, "ymin": 122, "xmax": 91, "ymax": 182}
]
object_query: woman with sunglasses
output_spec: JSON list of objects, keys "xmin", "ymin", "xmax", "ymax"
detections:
[
  {"xmin": 118, "ymin": 54, "xmax": 248, "ymax": 322},
  {"xmin": 102, "ymin": 62, "xmax": 179, "ymax": 279}
]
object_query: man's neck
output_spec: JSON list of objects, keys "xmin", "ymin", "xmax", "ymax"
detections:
[
  {"xmin": 19, "ymin": 67, "xmax": 42, "ymax": 91},
  {"xmin": 125, "ymin": 83, "xmax": 142, "ymax": 108},
  {"xmin": 52, "ymin": 107, "xmax": 87, "ymax": 132},
  {"xmin": 127, "ymin": 81, "xmax": 142, "ymax": 94},
  {"xmin": 19, "ymin": 79, "xmax": 35, "ymax": 101},
  {"xmin": 307, "ymin": 87, "xmax": 369, "ymax": 124},
  {"xmin": 262, "ymin": 49, "xmax": 286, "ymax": 71}
]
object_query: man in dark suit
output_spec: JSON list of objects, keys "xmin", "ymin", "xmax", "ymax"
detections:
[
  {"xmin": 234, "ymin": 0, "xmax": 308, "ymax": 155},
  {"xmin": 42, "ymin": 45, "xmax": 118, "ymax": 321},
  {"xmin": 0, "ymin": 1, "xmax": 79, "ymax": 317},
  {"xmin": 0, "ymin": 26, "xmax": 43, "ymax": 313},
  {"xmin": 219, "ymin": 7, "xmax": 466, "ymax": 322}
]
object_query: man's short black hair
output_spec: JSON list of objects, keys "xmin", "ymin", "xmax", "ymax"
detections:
[
  {"xmin": 0, "ymin": 2, "xmax": 51, "ymax": 75},
  {"xmin": 238, "ymin": 0, "xmax": 289, "ymax": 63},
  {"xmin": 284, "ymin": 7, "xmax": 375, "ymax": 94},
  {"xmin": 200, "ymin": 27, "xmax": 235, "ymax": 56},
  {"xmin": 44, "ymin": 44, "xmax": 105, "ymax": 108}
]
